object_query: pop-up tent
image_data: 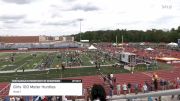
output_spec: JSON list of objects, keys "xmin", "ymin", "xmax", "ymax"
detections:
[
  {"xmin": 145, "ymin": 47, "xmax": 154, "ymax": 51},
  {"xmin": 167, "ymin": 42, "xmax": 178, "ymax": 47},
  {"xmin": 140, "ymin": 42, "xmax": 145, "ymax": 46},
  {"xmin": 88, "ymin": 45, "xmax": 97, "ymax": 50},
  {"xmin": 112, "ymin": 43, "xmax": 117, "ymax": 46}
]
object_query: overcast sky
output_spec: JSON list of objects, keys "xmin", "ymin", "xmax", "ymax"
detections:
[{"xmin": 0, "ymin": 0, "xmax": 179, "ymax": 36}]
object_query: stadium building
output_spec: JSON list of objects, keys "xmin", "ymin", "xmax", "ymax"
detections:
[
  {"xmin": 0, "ymin": 36, "xmax": 79, "ymax": 50},
  {"xmin": 0, "ymin": 36, "xmax": 74, "ymax": 43}
]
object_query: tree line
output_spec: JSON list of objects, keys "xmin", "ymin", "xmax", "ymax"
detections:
[{"xmin": 73, "ymin": 26, "xmax": 180, "ymax": 43}]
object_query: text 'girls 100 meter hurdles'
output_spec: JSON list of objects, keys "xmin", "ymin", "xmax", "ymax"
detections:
[{"xmin": 9, "ymin": 79, "xmax": 82, "ymax": 96}]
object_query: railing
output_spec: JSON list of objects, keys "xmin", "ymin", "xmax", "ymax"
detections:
[{"xmin": 107, "ymin": 88, "xmax": 180, "ymax": 101}]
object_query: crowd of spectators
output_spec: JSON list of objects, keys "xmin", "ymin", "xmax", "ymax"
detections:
[{"xmin": 0, "ymin": 43, "xmax": 179, "ymax": 101}]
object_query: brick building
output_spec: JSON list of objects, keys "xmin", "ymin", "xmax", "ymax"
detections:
[
  {"xmin": 0, "ymin": 36, "xmax": 74, "ymax": 43},
  {"xmin": 0, "ymin": 36, "xmax": 39, "ymax": 43}
]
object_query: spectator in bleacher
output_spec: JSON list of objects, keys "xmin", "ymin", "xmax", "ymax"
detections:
[
  {"xmin": 56, "ymin": 96, "xmax": 62, "ymax": 101},
  {"xmin": 110, "ymin": 83, "xmax": 114, "ymax": 96},
  {"xmin": 158, "ymin": 96, "xmax": 162, "ymax": 101},
  {"xmin": 20, "ymin": 96, "xmax": 25, "ymax": 101},
  {"xmin": 134, "ymin": 83, "xmax": 139, "ymax": 94},
  {"xmin": 15, "ymin": 97, "xmax": 20, "ymax": 101},
  {"xmin": 109, "ymin": 87, "xmax": 113, "ymax": 98},
  {"xmin": 145, "ymin": 81, "xmax": 150, "ymax": 92},
  {"xmin": 164, "ymin": 80, "xmax": 168, "ymax": 90},
  {"xmin": 127, "ymin": 82, "xmax": 131, "ymax": 94},
  {"xmin": 172, "ymin": 81, "xmax": 177, "ymax": 89},
  {"xmin": 143, "ymin": 83, "xmax": 148, "ymax": 93},
  {"xmin": 138, "ymin": 83, "xmax": 143, "ymax": 92},
  {"xmin": 62, "ymin": 96, "xmax": 67, "ymax": 101},
  {"xmin": 122, "ymin": 83, "xmax": 127, "ymax": 95},
  {"xmin": 42, "ymin": 96, "xmax": 48, "ymax": 101},
  {"xmin": 177, "ymin": 95, "xmax": 180, "ymax": 100},
  {"xmin": 103, "ymin": 76, "xmax": 107, "ymax": 85},
  {"xmin": 148, "ymin": 96, "xmax": 153, "ymax": 101},
  {"xmin": 51, "ymin": 96, "xmax": 56, "ymax": 101},
  {"xmin": 152, "ymin": 73, "xmax": 158, "ymax": 91},
  {"xmin": 116, "ymin": 83, "xmax": 121, "ymax": 95},
  {"xmin": 153, "ymin": 78, "xmax": 158, "ymax": 91},
  {"xmin": 107, "ymin": 74, "xmax": 111, "ymax": 80},
  {"xmin": 108, "ymin": 73, "xmax": 113, "ymax": 80},
  {"xmin": 10, "ymin": 96, "xmax": 15, "ymax": 101},
  {"xmin": 177, "ymin": 77, "xmax": 180, "ymax": 85},
  {"xmin": 155, "ymin": 98, "xmax": 158, "ymax": 101},
  {"xmin": 87, "ymin": 87, "xmax": 91, "ymax": 101},
  {"xmin": 83, "ymin": 88, "xmax": 86, "ymax": 100},
  {"xmin": 47, "ymin": 96, "xmax": 52, "ymax": 101},
  {"xmin": 160, "ymin": 79, "xmax": 165, "ymax": 90},
  {"xmin": 109, "ymin": 79, "xmax": 113, "ymax": 86},
  {"xmin": 91, "ymin": 84, "xmax": 106, "ymax": 101},
  {"xmin": 160, "ymin": 79, "xmax": 163, "ymax": 89}
]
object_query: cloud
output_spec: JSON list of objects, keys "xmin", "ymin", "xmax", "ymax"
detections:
[
  {"xmin": 0, "ymin": 15, "xmax": 26, "ymax": 23},
  {"xmin": 2, "ymin": 24, "xmax": 21, "ymax": 29},
  {"xmin": 50, "ymin": 3, "xmax": 99, "ymax": 12},
  {"xmin": 23, "ymin": 20, "xmax": 37, "ymax": 24},
  {"xmin": 1, "ymin": 20, "xmax": 17, "ymax": 23},
  {"xmin": 152, "ymin": 16, "xmax": 176, "ymax": 25},
  {"xmin": 2, "ymin": 0, "xmax": 34, "ymax": 4},
  {"xmin": 67, "ymin": 3, "xmax": 100, "ymax": 12},
  {"xmin": 51, "ymin": 13, "xmax": 61, "ymax": 18},
  {"xmin": 42, "ymin": 22, "xmax": 64, "ymax": 26},
  {"xmin": 42, "ymin": 20, "xmax": 77, "ymax": 26},
  {"xmin": 0, "ymin": 15, "xmax": 26, "ymax": 20},
  {"xmin": 62, "ymin": 0, "xmax": 75, "ymax": 3},
  {"xmin": 0, "ymin": 0, "xmax": 180, "ymax": 36},
  {"xmin": 117, "ymin": 21, "xmax": 141, "ymax": 26}
]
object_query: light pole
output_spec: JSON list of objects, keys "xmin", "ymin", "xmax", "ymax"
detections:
[{"xmin": 78, "ymin": 18, "xmax": 83, "ymax": 41}]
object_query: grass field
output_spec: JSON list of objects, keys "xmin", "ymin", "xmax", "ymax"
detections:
[
  {"xmin": 134, "ymin": 62, "xmax": 172, "ymax": 72},
  {"xmin": 0, "ymin": 51, "xmax": 172, "ymax": 82},
  {"xmin": 0, "ymin": 52, "xmax": 47, "ymax": 71},
  {"xmin": 0, "ymin": 51, "xmax": 117, "ymax": 71},
  {"xmin": 0, "ymin": 66, "xmax": 129, "ymax": 82}
]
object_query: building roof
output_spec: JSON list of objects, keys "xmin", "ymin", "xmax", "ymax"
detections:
[{"xmin": 0, "ymin": 36, "xmax": 39, "ymax": 43}]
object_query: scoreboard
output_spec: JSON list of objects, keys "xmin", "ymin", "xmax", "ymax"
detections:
[{"xmin": 9, "ymin": 79, "xmax": 82, "ymax": 96}]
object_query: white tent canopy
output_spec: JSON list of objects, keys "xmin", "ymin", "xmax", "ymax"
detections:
[
  {"xmin": 112, "ymin": 43, "xmax": 117, "ymax": 46},
  {"xmin": 88, "ymin": 45, "xmax": 97, "ymax": 50},
  {"xmin": 167, "ymin": 42, "xmax": 178, "ymax": 47},
  {"xmin": 140, "ymin": 42, "xmax": 145, "ymax": 46},
  {"xmin": 118, "ymin": 43, "xmax": 123, "ymax": 46},
  {"xmin": 145, "ymin": 47, "xmax": 154, "ymax": 51}
]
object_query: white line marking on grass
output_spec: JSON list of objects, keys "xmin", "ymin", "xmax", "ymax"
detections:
[{"xmin": 14, "ymin": 62, "xmax": 27, "ymax": 71}]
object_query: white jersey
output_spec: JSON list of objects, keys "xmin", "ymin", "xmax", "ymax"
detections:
[
  {"xmin": 123, "ymin": 84, "xmax": 127, "ymax": 90},
  {"xmin": 143, "ymin": 84, "xmax": 147, "ymax": 91},
  {"xmin": 117, "ymin": 84, "xmax": 121, "ymax": 91}
]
